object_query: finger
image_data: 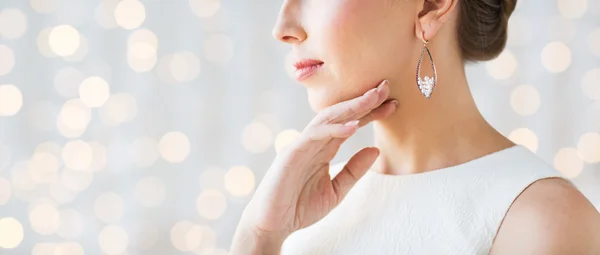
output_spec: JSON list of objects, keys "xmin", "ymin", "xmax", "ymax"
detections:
[
  {"xmin": 309, "ymin": 80, "xmax": 389, "ymax": 126},
  {"xmin": 294, "ymin": 121, "xmax": 361, "ymax": 153},
  {"xmin": 343, "ymin": 85, "xmax": 393, "ymax": 123},
  {"xmin": 331, "ymin": 147, "xmax": 380, "ymax": 204},
  {"xmin": 355, "ymin": 99, "xmax": 398, "ymax": 128},
  {"xmin": 324, "ymin": 99, "xmax": 398, "ymax": 152}
]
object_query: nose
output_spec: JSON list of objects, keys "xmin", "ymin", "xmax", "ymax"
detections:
[{"xmin": 272, "ymin": 0, "xmax": 307, "ymax": 44}]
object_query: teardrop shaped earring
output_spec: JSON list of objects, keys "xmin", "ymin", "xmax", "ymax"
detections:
[{"xmin": 415, "ymin": 31, "xmax": 437, "ymax": 99}]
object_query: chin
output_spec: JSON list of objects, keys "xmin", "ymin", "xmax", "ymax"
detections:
[{"xmin": 306, "ymin": 88, "xmax": 341, "ymax": 113}]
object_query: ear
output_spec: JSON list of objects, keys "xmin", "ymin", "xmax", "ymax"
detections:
[{"xmin": 414, "ymin": 0, "xmax": 458, "ymax": 42}]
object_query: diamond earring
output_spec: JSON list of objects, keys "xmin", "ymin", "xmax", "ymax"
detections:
[{"xmin": 415, "ymin": 31, "xmax": 437, "ymax": 99}]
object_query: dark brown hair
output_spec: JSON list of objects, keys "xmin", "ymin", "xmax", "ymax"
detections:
[{"xmin": 457, "ymin": 0, "xmax": 517, "ymax": 62}]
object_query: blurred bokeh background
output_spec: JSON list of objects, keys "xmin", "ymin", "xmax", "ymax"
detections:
[{"xmin": 0, "ymin": 0, "xmax": 599, "ymax": 254}]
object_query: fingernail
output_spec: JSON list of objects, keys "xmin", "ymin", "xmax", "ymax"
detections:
[
  {"xmin": 391, "ymin": 100, "xmax": 399, "ymax": 107},
  {"xmin": 344, "ymin": 120, "xmax": 360, "ymax": 126},
  {"xmin": 366, "ymin": 87, "xmax": 377, "ymax": 95},
  {"xmin": 377, "ymin": 80, "xmax": 388, "ymax": 93}
]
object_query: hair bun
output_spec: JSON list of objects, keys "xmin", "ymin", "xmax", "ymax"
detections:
[{"xmin": 457, "ymin": 0, "xmax": 518, "ymax": 62}]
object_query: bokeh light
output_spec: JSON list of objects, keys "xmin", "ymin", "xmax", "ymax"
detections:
[
  {"xmin": 0, "ymin": 217, "xmax": 24, "ymax": 249},
  {"xmin": 197, "ymin": 4, "xmax": 230, "ymax": 32},
  {"xmin": 577, "ymin": 133, "xmax": 600, "ymax": 163},
  {"xmin": 159, "ymin": 131, "xmax": 191, "ymax": 163},
  {"xmin": 255, "ymin": 113, "xmax": 281, "ymax": 133},
  {"xmin": 204, "ymin": 34, "xmax": 235, "ymax": 65},
  {"xmin": 275, "ymin": 129, "xmax": 301, "ymax": 154},
  {"xmin": 28, "ymin": 152, "xmax": 60, "ymax": 183},
  {"xmin": 541, "ymin": 41, "xmax": 572, "ymax": 73},
  {"xmin": 114, "ymin": 0, "xmax": 146, "ymax": 30},
  {"xmin": 485, "ymin": 49, "xmax": 517, "ymax": 80},
  {"xmin": 95, "ymin": 0, "xmax": 119, "ymax": 29},
  {"xmin": 30, "ymin": 0, "xmax": 61, "ymax": 14},
  {"xmin": 173, "ymin": 52, "xmax": 201, "ymax": 82},
  {"xmin": 128, "ymin": 28, "xmax": 158, "ymax": 48},
  {"xmin": 0, "ymin": 1, "xmax": 598, "ymax": 252},
  {"xmin": 94, "ymin": 192, "xmax": 124, "ymax": 223},
  {"xmin": 171, "ymin": 220, "xmax": 194, "ymax": 252},
  {"xmin": 242, "ymin": 120, "xmax": 273, "ymax": 153},
  {"xmin": 98, "ymin": 93, "xmax": 138, "ymax": 126},
  {"xmin": 510, "ymin": 85, "xmax": 541, "ymax": 116},
  {"xmin": 196, "ymin": 189, "xmax": 227, "ymax": 220},
  {"xmin": 508, "ymin": 128, "xmax": 538, "ymax": 153},
  {"xmin": 553, "ymin": 147, "xmax": 584, "ymax": 179},
  {"xmin": 63, "ymin": 34, "xmax": 88, "ymax": 62},
  {"xmin": 55, "ymin": 242, "xmax": 85, "ymax": 255},
  {"xmin": 34, "ymin": 141, "xmax": 62, "ymax": 157},
  {"xmin": 189, "ymin": 0, "xmax": 221, "ymax": 18},
  {"xmin": 191, "ymin": 225, "xmax": 217, "ymax": 254},
  {"xmin": 61, "ymin": 140, "xmax": 93, "ymax": 171},
  {"xmin": 32, "ymin": 243, "xmax": 58, "ymax": 254},
  {"xmin": 127, "ymin": 41, "xmax": 157, "ymax": 72},
  {"xmin": 0, "ymin": 84, "xmax": 23, "ymax": 116},
  {"xmin": 557, "ymin": 0, "xmax": 588, "ymax": 19},
  {"xmin": 224, "ymin": 165, "xmax": 255, "ymax": 196},
  {"xmin": 0, "ymin": 45, "xmax": 15, "ymax": 75},
  {"xmin": 127, "ymin": 29, "xmax": 158, "ymax": 71},
  {"xmin": 48, "ymin": 25, "xmax": 81, "ymax": 57},
  {"xmin": 185, "ymin": 224, "xmax": 204, "ymax": 251},
  {"xmin": 88, "ymin": 141, "xmax": 108, "ymax": 172},
  {"xmin": 37, "ymin": 27, "xmax": 57, "ymax": 58},
  {"xmin": 58, "ymin": 99, "xmax": 91, "ymax": 135},
  {"xmin": 135, "ymin": 176, "xmax": 166, "ymax": 207},
  {"xmin": 57, "ymin": 118, "xmax": 87, "ymax": 138},
  {"xmin": 157, "ymin": 52, "xmax": 201, "ymax": 83},
  {"xmin": 98, "ymin": 225, "xmax": 129, "ymax": 255},
  {"xmin": 79, "ymin": 76, "xmax": 110, "ymax": 108},
  {"xmin": 0, "ymin": 8, "xmax": 28, "ymax": 39},
  {"xmin": 29, "ymin": 203, "xmax": 60, "ymax": 235}
]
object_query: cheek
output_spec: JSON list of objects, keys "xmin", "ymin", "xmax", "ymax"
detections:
[
  {"xmin": 306, "ymin": 0, "xmax": 414, "ymax": 110},
  {"xmin": 315, "ymin": 0, "xmax": 387, "ymax": 94}
]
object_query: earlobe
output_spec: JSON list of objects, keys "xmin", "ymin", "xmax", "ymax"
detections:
[{"xmin": 414, "ymin": 17, "xmax": 441, "ymax": 43}]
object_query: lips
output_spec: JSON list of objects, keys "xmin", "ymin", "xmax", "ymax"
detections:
[{"xmin": 294, "ymin": 59, "xmax": 324, "ymax": 81}]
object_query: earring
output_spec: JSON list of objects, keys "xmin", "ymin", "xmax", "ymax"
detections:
[{"xmin": 416, "ymin": 31, "xmax": 437, "ymax": 99}]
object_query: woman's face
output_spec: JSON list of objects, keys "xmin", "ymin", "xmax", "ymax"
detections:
[{"xmin": 273, "ymin": 0, "xmax": 418, "ymax": 112}]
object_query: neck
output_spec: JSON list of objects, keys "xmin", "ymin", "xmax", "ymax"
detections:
[{"xmin": 371, "ymin": 46, "xmax": 514, "ymax": 175}]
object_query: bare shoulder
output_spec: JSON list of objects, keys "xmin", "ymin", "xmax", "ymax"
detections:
[{"xmin": 490, "ymin": 177, "xmax": 600, "ymax": 255}]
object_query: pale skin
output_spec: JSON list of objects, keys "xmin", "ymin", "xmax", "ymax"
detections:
[{"xmin": 230, "ymin": 0, "xmax": 600, "ymax": 254}]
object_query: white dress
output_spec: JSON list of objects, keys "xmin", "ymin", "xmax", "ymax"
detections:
[{"xmin": 280, "ymin": 145, "xmax": 568, "ymax": 255}]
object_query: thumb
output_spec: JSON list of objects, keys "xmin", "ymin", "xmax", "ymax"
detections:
[{"xmin": 331, "ymin": 147, "xmax": 380, "ymax": 205}]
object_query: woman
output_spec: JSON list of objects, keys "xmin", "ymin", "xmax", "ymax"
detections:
[{"xmin": 230, "ymin": 0, "xmax": 600, "ymax": 254}]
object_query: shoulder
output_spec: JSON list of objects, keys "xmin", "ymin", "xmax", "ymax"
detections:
[{"xmin": 490, "ymin": 177, "xmax": 600, "ymax": 254}]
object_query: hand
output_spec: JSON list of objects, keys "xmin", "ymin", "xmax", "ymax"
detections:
[{"xmin": 242, "ymin": 80, "xmax": 397, "ymax": 238}]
